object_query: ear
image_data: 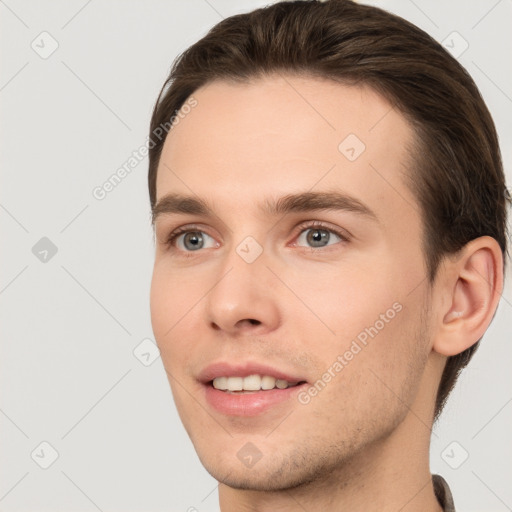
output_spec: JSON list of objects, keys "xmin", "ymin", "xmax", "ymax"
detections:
[{"xmin": 432, "ymin": 236, "xmax": 504, "ymax": 357}]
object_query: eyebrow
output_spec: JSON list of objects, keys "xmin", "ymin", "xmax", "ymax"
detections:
[{"xmin": 151, "ymin": 191, "xmax": 378, "ymax": 225}]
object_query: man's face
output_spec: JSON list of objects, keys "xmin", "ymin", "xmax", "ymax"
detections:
[{"xmin": 150, "ymin": 75, "xmax": 437, "ymax": 490}]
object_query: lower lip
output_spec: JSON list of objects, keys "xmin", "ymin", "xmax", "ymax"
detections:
[{"xmin": 204, "ymin": 382, "xmax": 308, "ymax": 416}]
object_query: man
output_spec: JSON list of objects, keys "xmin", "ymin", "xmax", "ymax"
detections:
[{"xmin": 147, "ymin": 1, "xmax": 509, "ymax": 510}]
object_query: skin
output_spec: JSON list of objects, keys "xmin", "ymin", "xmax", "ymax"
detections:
[{"xmin": 149, "ymin": 74, "xmax": 503, "ymax": 511}]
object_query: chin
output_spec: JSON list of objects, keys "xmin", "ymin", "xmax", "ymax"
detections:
[
  {"xmin": 196, "ymin": 445, "xmax": 335, "ymax": 493},
  {"xmin": 205, "ymin": 464, "xmax": 308, "ymax": 492}
]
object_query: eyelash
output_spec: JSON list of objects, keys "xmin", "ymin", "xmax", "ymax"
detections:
[{"xmin": 164, "ymin": 221, "xmax": 350, "ymax": 256}]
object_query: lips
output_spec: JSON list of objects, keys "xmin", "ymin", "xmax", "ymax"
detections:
[{"xmin": 198, "ymin": 361, "xmax": 309, "ymax": 416}]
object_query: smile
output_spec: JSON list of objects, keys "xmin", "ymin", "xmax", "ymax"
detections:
[{"xmin": 212, "ymin": 374, "xmax": 304, "ymax": 392}]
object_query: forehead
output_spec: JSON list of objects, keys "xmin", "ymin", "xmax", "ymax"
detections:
[{"xmin": 156, "ymin": 74, "xmax": 419, "ymax": 227}]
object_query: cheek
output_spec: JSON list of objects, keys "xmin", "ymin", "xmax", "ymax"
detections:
[
  {"xmin": 288, "ymin": 259, "xmax": 424, "ymax": 395},
  {"xmin": 150, "ymin": 262, "xmax": 203, "ymax": 335},
  {"xmin": 149, "ymin": 265, "xmax": 194, "ymax": 368},
  {"xmin": 303, "ymin": 301, "xmax": 427, "ymax": 440},
  {"xmin": 150, "ymin": 270, "xmax": 200, "ymax": 421},
  {"xmin": 281, "ymin": 258, "xmax": 401, "ymax": 344},
  {"xmin": 149, "ymin": 266, "xmax": 172, "ymax": 341}
]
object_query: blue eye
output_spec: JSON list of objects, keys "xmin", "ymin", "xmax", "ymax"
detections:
[
  {"xmin": 296, "ymin": 226, "xmax": 344, "ymax": 248},
  {"xmin": 167, "ymin": 229, "xmax": 217, "ymax": 251}
]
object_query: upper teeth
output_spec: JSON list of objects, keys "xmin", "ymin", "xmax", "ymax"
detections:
[{"xmin": 212, "ymin": 375, "xmax": 297, "ymax": 391}]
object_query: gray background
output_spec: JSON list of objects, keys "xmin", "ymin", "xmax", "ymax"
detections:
[{"xmin": 1, "ymin": 0, "xmax": 511, "ymax": 510}]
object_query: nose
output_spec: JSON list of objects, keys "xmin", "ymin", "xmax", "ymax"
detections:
[{"xmin": 203, "ymin": 242, "xmax": 281, "ymax": 336}]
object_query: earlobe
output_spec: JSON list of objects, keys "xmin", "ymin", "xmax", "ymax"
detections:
[{"xmin": 433, "ymin": 236, "xmax": 503, "ymax": 357}]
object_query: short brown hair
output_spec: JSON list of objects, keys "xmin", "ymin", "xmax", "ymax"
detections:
[{"xmin": 147, "ymin": 0, "xmax": 510, "ymax": 422}]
